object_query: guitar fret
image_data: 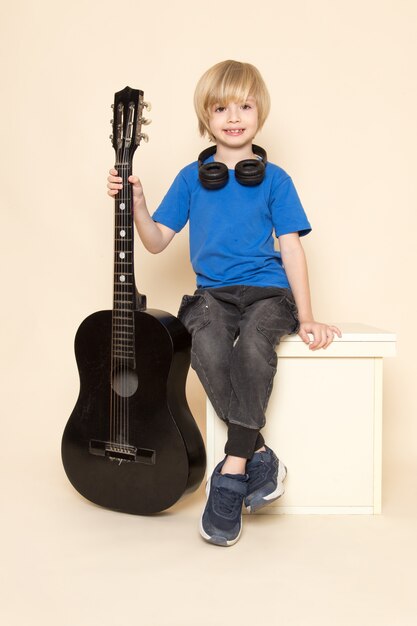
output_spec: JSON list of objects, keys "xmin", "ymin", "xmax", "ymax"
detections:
[{"xmin": 113, "ymin": 349, "xmax": 134, "ymax": 355}]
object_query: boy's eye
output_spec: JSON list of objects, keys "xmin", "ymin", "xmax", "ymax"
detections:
[{"xmin": 213, "ymin": 102, "xmax": 254, "ymax": 113}]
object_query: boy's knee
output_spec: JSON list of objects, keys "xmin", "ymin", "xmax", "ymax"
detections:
[{"xmin": 234, "ymin": 330, "xmax": 278, "ymax": 368}]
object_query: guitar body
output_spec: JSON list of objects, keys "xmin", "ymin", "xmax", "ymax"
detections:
[{"xmin": 62, "ymin": 308, "xmax": 206, "ymax": 515}]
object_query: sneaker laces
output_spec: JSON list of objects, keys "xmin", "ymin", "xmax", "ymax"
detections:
[{"xmin": 214, "ymin": 486, "xmax": 242, "ymax": 516}]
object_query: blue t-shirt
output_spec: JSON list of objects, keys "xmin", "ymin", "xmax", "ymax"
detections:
[{"xmin": 152, "ymin": 158, "xmax": 311, "ymax": 289}]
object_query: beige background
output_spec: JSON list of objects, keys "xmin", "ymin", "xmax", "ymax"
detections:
[{"xmin": 1, "ymin": 1, "xmax": 416, "ymax": 624}]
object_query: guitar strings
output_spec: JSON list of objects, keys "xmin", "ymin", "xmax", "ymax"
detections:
[
  {"xmin": 121, "ymin": 146, "xmax": 128, "ymax": 447},
  {"xmin": 110, "ymin": 147, "xmax": 116, "ymax": 448},
  {"xmin": 111, "ymin": 144, "xmax": 125, "ymax": 448},
  {"xmin": 121, "ymin": 141, "xmax": 131, "ymax": 448},
  {"xmin": 110, "ymin": 147, "xmax": 117, "ymax": 448},
  {"xmin": 110, "ymin": 107, "xmax": 136, "ymax": 452},
  {"xmin": 123, "ymin": 145, "xmax": 129, "ymax": 447}
]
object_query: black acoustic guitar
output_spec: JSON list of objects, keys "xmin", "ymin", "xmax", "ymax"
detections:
[{"xmin": 62, "ymin": 86, "xmax": 206, "ymax": 514}]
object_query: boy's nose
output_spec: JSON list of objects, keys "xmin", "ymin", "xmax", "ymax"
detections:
[{"xmin": 227, "ymin": 104, "xmax": 241, "ymax": 123}]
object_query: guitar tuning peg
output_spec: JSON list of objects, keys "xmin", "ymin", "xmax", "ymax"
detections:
[
  {"xmin": 109, "ymin": 134, "xmax": 114, "ymax": 140},
  {"xmin": 143, "ymin": 101, "xmax": 152, "ymax": 112},
  {"xmin": 139, "ymin": 133, "xmax": 149, "ymax": 143},
  {"xmin": 110, "ymin": 119, "xmax": 114, "ymax": 125},
  {"xmin": 140, "ymin": 117, "xmax": 152, "ymax": 125},
  {"xmin": 111, "ymin": 104, "xmax": 114, "ymax": 109}
]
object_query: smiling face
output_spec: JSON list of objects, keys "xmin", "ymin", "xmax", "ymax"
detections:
[
  {"xmin": 194, "ymin": 60, "xmax": 270, "ymax": 143},
  {"xmin": 208, "ymin": 97, "xmax": 259, "ymax": 151}
]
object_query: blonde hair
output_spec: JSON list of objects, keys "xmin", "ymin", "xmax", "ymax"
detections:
[{"xmin": 194, "ymin": 60, "xmax": 271, "ymax": 141}]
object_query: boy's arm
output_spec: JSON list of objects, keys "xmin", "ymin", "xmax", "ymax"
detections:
[
  {"xmin": 107, "ymin": 169, "xmax": 176, "ymax": 254},
  {"xmin": 278, "ymin": 232, "xmax": 341, "ymax": 350}
]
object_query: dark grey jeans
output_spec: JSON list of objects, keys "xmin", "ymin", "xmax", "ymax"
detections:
[{"xmin": 178, "ymin": 285, "xmax": 300, "ymax": 459}]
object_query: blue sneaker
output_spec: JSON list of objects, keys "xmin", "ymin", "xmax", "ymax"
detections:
[
  {"xmin": 200, "ymin": 460, "xmax": 248, "ymax": 546},
  {"xmin": 244, "ymin": 446, "xmax": 287, "ymax": 513}
]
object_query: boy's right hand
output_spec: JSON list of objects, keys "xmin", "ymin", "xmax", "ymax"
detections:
[{"xmin": 107, "ymin": 168, "xmax": 144, "ymax": 203}]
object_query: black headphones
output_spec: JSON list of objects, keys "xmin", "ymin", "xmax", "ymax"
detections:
[{"xmin": 198, "ymin": 144, "xmax": 267, "ymax": 190}]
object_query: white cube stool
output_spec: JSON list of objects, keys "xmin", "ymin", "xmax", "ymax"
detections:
[{"xmin": 206, "ymin": 324, "xmax": 396, "ymax": 514}]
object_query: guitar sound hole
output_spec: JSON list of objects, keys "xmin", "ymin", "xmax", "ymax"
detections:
[{"xmin": 111, "ymin": 367, "xmax": 139, "ymax": 398}]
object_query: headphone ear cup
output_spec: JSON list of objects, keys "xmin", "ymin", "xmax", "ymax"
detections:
[
  {"xmin": 198, "ymin": 162, "xmax": 229, "ymax": 190},
  {"xmin": 234, "ymin": 159, "xmax": 265, "ymax": 186}
]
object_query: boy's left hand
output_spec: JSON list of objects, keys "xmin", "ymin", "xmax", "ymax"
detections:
[{"xmin": 298, "ymin": 321, "xmax": 342, "ymax": 350}]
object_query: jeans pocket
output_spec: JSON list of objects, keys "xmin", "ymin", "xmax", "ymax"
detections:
[
  {"xmin": 177, "ymin": 294, "xmax": 210, "ymax": 335},
  {"xmin": 257, "ymin": 295, "xmax": 298, "ymax": 346}
]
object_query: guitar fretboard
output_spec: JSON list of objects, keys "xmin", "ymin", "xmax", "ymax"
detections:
[{"xmin": 112, "ymin": 161, "xmax": 135, "ymax": 367}]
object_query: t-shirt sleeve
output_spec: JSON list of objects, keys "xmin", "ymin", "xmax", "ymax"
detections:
[
  {"xmin": 151, "ymin": 170, "xmax": 190, "ymax": 233},
  {"xmin": 270, "ymin": 174, "xmax": 312, "ymax": 237}
]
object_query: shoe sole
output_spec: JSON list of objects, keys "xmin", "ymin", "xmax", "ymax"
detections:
[
  {"xmin": 245, "ymin": 463, "xmax": 287, "ymax": 514},
  {"xmin": 199, "ymin": 478, "xmax": 242, "ymax": 547}
]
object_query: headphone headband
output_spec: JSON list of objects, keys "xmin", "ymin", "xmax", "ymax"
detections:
[{"xmin": 198, "ymin": 144, "xmax": 267, "ymax": 190}]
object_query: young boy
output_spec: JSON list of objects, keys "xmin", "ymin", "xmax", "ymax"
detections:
[{"xmin": 107, "ymin": 60, "xmax": 341, "ymax": 546}]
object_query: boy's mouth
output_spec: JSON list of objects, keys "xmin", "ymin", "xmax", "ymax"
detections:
[{"xmin": 223, "ymin": 128, "xmax": 245, "ymax": 136}]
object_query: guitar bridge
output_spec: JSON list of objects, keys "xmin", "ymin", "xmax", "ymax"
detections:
[{"xmin": 89, "ymin": 440, "xmax": 156, "ymax": 465}]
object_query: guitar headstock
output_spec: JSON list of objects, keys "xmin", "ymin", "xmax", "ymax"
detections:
[{"xmin": 110, "ymin": 86, "xmax": 151, "ymax": 160}]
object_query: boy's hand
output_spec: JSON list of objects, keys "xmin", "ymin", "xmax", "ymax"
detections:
[
  {"xmin": 107, "ymin": 168, "xmax": 144, "ymax": 203},
  {"xmin": 298, "ymin": 321, "xmax": 342, "ymax": 350}
]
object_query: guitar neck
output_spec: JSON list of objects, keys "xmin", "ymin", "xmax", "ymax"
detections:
[
  {"xmin": 111, "ymin": 85, "xmax": 148, "ymax": 318},
  {"xmin": 113, "ymin": 159, "xmax": 135, "ymax": 311}
]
